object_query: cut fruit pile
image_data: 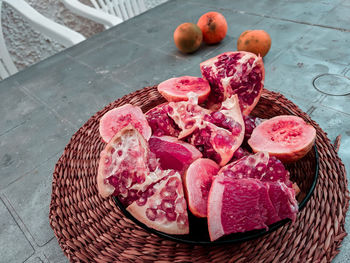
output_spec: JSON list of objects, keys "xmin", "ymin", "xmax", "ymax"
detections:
[{"xmin": 96, "ymin": 51, "xmax": 317, "ymax": 241}]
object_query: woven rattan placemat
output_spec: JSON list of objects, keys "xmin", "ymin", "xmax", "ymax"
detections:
[{"xmin": 49, "ymin": 87, "xmax": 349, "ymax": 262}]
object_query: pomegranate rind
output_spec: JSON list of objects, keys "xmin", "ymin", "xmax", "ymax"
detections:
[
  {"xmin": 248, "ymin": 115, "xmax": 316, "ymax": 162},
  {"xmin": 184, "ymin": 158, "xmax": 220, "ymax": 217},
  {"xmin": 218, "ymin": 94, "xmax": 245, "ymax": 148},
  {"xmin": 200, "ymin": 51, "xmax": 265, "ymax": 115},
  {"xmin": 127, "ymin": 170, "xmax": 190, "ymax": 235},
  {"xmin": 97, "ymin": 125, "xmax": 149, "ymax": 199},
  {"xmin": 148, "ymin": 136, "xmax": 202, "ymax": 173},
  {"xmin": 99, "ymin": 104, "xmax": 152, "ymax": 143},
  {"xmin": 207, "ymin": 123, "xmax": 237, "ymax": 166},
  {"xmin": 157, "ymin": 76, "xmax": 211, "ymax": 104},
  {"xmin": 207, "ymin": 176, "xmax": 225, "ymax": 240}
]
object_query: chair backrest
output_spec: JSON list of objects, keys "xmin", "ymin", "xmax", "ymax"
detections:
[
  {"xmin": 0, "ymin": 2, "xmax": 18, "ymax": 79},
  {"xmin": 90, "ymin": 0, "xmax": 147, "ymax": 21},
  {"xmin": 0, "ymin": 0, "xmax": 85, "ymax": 80}
]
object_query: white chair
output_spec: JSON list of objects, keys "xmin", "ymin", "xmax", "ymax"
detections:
[
  {"xmin": 61, "ymin": 0, "xmax": 146, "ymax": 29},
  {"xmin": 0, "ymin": 0, "xmax": 86, "ymax": 80}
]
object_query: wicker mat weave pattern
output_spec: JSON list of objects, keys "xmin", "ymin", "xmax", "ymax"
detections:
[{"xmin": 49, "ymin": 87, "xmax": 349, "ymax": 263}]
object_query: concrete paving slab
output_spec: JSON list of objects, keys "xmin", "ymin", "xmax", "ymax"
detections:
[
  {"xmin": 0, "ymin": 198, "xmax": 34, "ymax": 263},
  {"xmin": 24, "ymin": 256, "xmax": 43, "ymax": 263},
  {"xmin": 43, "ymin": 238, "xmax": 69, "ymax": 263},
  {"xmin": 252, "ymin": 18, "xmax": 313, "ymax": 63},
  {"xmin": 291, "ymin": 27, "xmax": 350, "ymax": 66},
  {"xmin": 31, "ymin": 73, "xmax": 130, "ymax": 128},
  {"xmin": 143, "ymin": 0, "xmax": 194, "ymax": 23},
  {"xmin": 319, "ymin": 92, "xmax": 350, "ymax": 116},
  {"xmin": 0, "ymin": 78, "xmax": 42, "ymax": 137},
  {"xmin": 3, "ymin": 154, "xmax": 61, "ymax": 247},
  {"xmin": 120, "ymin": 17, "xmax": 176, "ymax": 50},
  {"xmin": 0, "ymin": 109, "xmax": 74, "ymax": 189},
  {"xmin": 70, "ymin": 38, "xmax": 152, "ymax": 73},
  {"xmin": 14, "ymin": 54, "xmax": 130, "ymax": 128},
  {"xmin": 267, "ymin": 0, "xmax": 342, "ymax": 25},
  {"xmin": 189, "ymin": 0, "xmax": 281, "ymax": 17},
  {"xmin": 264, "ymin": 46, "xmax": 346, "ymax": 104},
  {"xmin": 318, "ymin": 1, "xmax": 350, "ymax": 31},
  {"xmin": 111, "ymin": 48, "xmax": 190, "ymax": 88}
]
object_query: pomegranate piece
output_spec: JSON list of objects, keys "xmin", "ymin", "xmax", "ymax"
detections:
[
  {"xmin": 248, "ymin": 115, "xmax": 316, "ymax": 162},
  {"xmin": 157, "ymin": 76, "xmax": 211, "ymax": 104},
  {"xmin": 97, "ymin": 125, "xmax": 160, "ymax": 206},
  {"xmin": 99, "ymin": 104, "xmax": 152, "ymax": 143},
  {"xmin": 230, "ymin": 147, "xmax": 251, "ymax": 162},
  {"xmin": 208, "ymin": 177, "xmax": 269, "ymax": 241},
  {"xmin": 200, "ymin": 51, "xmax": 265, "ymax": 115},
  {"xmin": 169, "ymin": 95, "xmax": 245, "ymax": 167},
  {"xmin": 205, "ymin": 95, "xmax": 245, "ymax": 137},
  {"xmin": 148, "ymin": 136, "xmax": 202, "ymax": 174},
  {"xmin": 212, "ymin": 152, "xmax": 298, "ymax": 239},
  {"xmin": 167, "ymin": 100, "xmax": 210, "ymax": 139},
  {"xmin": 267, "ymin": 182, "xmax": 298, "ymax": 222},
  {"xmin": 184, "ymin": 158, "xmax": 220, "ymax": 217},
  {"xmin": 219, "ymin": 151, "xmax": 270, "ymax": 180},
  {"xmin": 243, "ymin": 115, "xmax": 264, "ymax": 140},
  {"xmin": 147, "ymin": 96, "xmax": 244, "ymax": 167},
  {"xmin": 145, "ymin": 103, "xmax": 181, "ymax": 137},
  {"xmin": 208, "ymin": 176, "xmax": 297, "ymax": 241},
  {"xmin": 189, "ymin": 122, "xmax": 238, "ymax": 166},
  {"xmin": 219, "ymin": 152, "xmax": 292, "ymax": 185},
  {"xmin": 263, "ymin": 156, "xmax": 292, "ymax": 186},
  {"xmin": 127, "ymin": 170, "xmax": 189, "ymax": 235}
]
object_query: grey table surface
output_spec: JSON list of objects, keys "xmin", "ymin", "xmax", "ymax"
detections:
[{"xmin": 1, "ymin": 0, "xmax": 349, "ymax": 262}]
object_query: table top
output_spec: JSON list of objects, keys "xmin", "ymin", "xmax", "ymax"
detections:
[{"xmin": 0, "ymin": 0, "xmax": 349, "ymax": 262}]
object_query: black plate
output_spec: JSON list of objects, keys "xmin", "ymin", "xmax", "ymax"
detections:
[{"xmin": 113, "ymin": 145, "xmax": 319, "ymax": 245}]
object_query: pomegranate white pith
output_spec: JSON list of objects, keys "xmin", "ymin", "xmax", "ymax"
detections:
[
  {"xmin": 97, "ymin": 125, "xmax": 151, "ymax": 199},
  {"xmin": 127, "ymin": 170, "xmax": 189, "ymax": 235},
  {"xmin": 167, "ymin": 100, "xmax": 210, "ymax": 139}
]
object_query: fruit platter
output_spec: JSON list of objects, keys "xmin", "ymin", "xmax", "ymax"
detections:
[{"xmin": 95, "ymin": 51, "xmax": 319, "ymax": 244}]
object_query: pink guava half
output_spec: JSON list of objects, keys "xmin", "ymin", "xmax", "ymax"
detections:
[
  {"xmin": 184, "ymin": 158, "xmax": 219, "ymax": 217},
  {"xmin": 158, "ymin": 76, "xmax": 211, "ymax": 104}
]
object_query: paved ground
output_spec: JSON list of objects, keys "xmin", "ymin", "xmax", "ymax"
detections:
[
  {"xmin": 1, "ymin": 0, "xmax": 167, "ymax": 72},
  {"xmin": 0, "ymin": 0, "xmax": 349, "ymax": 262}
]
